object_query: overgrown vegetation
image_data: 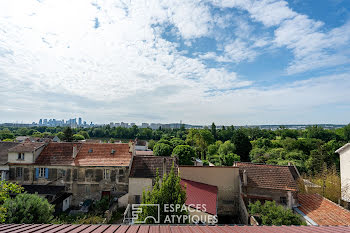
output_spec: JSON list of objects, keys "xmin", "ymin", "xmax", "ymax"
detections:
[
  {"xmin": 138, "ymin": 165, "xmax": 187, "ymax": 224},
  {"xmin": 248, "ymin": 200, "xmax": 305, "ymax": 226}
]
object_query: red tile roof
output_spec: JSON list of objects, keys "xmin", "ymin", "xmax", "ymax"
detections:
[
  {"xmin": 0, "ymin": 224, "xmax": 348, "ymax": 232},
  {"xmin": 180, "ymin": 179, "xmax": 218, "ymax": 215},
  {"xmin": 298, "ymin": 193, "xmax": 350, "ymax": 226},
  {"xmin": 135, "ymin": 150, "xmax": 154, "ymax": 156},
  {"xmin": 236, "ymin": 162, "xmax": 298, "ymax": 191},
  {"xmin": 8, "ymin": 142, "xmax": 45, "ymax": 153},
  {"xmin": 74, "ymin": 143, "xmax": 132, "ymax": 167},
  {"xmin": 35, "ymin": 142, "xmax": 81, "ymax": 166}
]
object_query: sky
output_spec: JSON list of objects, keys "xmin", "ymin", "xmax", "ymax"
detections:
[{"xmin": 0, "ymin": 0, "xmax": 350, "ymax": 125}]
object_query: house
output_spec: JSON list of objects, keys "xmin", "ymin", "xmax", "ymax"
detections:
[
  {"xmin": 8, "ymin": 142, "xmax": 46, "ymax": 183},
  {"xmin": 336, "ymin": 143, "xmax": 350, "ymax": 204},
  {"xmin": 21, "ymin": 185, "xmax": 72, "ymax": 213},
  {"xmin": 179, "ymin": 166, "xmax": 240, "ymax": 219},
  {"xmin": 235, "ymin": 162, "xmax": 299, "ymax": 209},
  {"xmin": 8, "ymin": 142, "xmax": 133, "ymax": 206},
  {"xmin": 128, "ymin": 156, "xmax": 177, "ymax": 204},
  {"xmin": 0, "ymin": 142, "xmax": 19, "ymax": 180},
  {"xmin": 296, "ymin": 193, "xmax": 350, "ymax": 226},
  {"xmin": 33, "ymin": 142, "xmax": 132, "ymax": 205},
  {"xmin": 180, "ymin": 179, "xmax": 218, "ymax": 224}
]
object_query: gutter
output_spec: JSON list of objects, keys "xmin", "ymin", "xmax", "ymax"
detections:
[{"xmin": 294, "ymin": 207, "xmax": 318, "ymax": 226}]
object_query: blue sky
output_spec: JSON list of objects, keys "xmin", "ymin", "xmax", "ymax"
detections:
[{"xmin": 0, "ymin": 0, "xmax": 350, "ymax": 125}]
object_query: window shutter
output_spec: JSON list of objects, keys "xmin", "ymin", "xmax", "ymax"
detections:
[
  {"xmin": 45, "ymin": 168, "xmax": 49, "ymax": 179},
  {"xmin": 35, "ymin": 168, "xmax": 39, "ymax": 179}
]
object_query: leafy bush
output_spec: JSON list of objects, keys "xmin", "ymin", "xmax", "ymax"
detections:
[
  {"xmin": 3, "ymin": 193, "xmax": 54, "ymax": 224},
  {"xmin": 249, "ymin": 200, "xmax": 305, "ymax": 226}
]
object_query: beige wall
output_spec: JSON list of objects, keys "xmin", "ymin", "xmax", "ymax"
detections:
[
  {"xmin": 8, "ymin": 152, "xmax": 35, "ymax": 163},
  {"xmin": 340, "ymin": 147, "xmax": 350, "ymax": 202},
  {"xmin": 128, "ymin": 177, "xmax": 153, "ymax": 203},
  {"xmin": 179, "ymin": 166, "xmax": 240, "ymax": 201}
]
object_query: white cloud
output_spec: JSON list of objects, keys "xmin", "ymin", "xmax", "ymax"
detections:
[{"xmin": 0, "ymin": 0, "xmax": 350, "ymax": 124}]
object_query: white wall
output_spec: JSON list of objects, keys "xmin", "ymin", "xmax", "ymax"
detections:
[
  {"xmin": 340, "ymin": 147, "xmax": 350, "ymax": 202},
  {"xmin": 8, "ymin": 152, "xmax": 35, "ymax": 163},
  {"xmin": 62, "ymin": 196, "xmax": 71, "ymax": 212}
]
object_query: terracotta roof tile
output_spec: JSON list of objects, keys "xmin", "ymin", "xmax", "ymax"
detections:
[
  {"xmin": 180, "ymin": 179, "xmax": 218, "ymax": 215},
  {"xmin": 8, "ymin": 142, "xmax": 45, "ymax": 153},
  {"xmin": 0, "ymin": 224, "xmax": 349, "ymax": 232},
  {"xmin": 35, "ymin": 142, "xmax": 81, "ymax": 166},
  {"xmin": 135, "ymin": 150, "xmax": 154, "ymax": 156},
  {"xmin": 74, "ymin": 143, "xmax": 131, "ymax": 167},
  {"xmin": 298, "ymin": 193, "xmax": 350, "ymax": 226},
  {"xmin": 129, "ymin": 156, "xmax": 177, "ymax": 178},
  {"xmin": 236, "ymin": 162, "xmax": 298, "ymax": 191}
]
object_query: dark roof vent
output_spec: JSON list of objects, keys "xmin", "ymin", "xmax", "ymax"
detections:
[
  {"xmin": 111, "ymin": 149, "xmax": 116, "ymax": 155},
  {"xmin": 88, "ymin": 148, "xmax": 93, "ymax": 153}
]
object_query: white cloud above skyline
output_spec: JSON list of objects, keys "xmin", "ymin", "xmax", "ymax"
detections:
[{"xmin": 0, "ymin": 0, "xmax": 350, "ymax": 125}]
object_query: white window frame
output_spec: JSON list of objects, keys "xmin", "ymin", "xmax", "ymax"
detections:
[
  {"xmin": 103, "ymin": 169, "xmax": 110, "ymax": 180},
  {"xmin": 17, "ymin": 153, "xmax": 24, "ymax": 160},
  {"xmin": 39, "ymin": 168, "xmax": 46, "ymax": 178}
]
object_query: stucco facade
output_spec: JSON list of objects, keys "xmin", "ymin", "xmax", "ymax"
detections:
[
  {"xmin": 179, "ymin": 166, "xmax": 240, "ymax": 216},
  {"xmin": 337, "ymin": 144, "xmax": 350, "ymax": 202},
  {"xmin": 128, "ymin": 177, "xmax": 153, "ymax": 203}
]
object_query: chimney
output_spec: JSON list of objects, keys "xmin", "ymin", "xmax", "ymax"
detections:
[
  {"xmin": 243, "ymin": 170, "xmax": 248, "ymax": 186},
  {"xmin": 72, "ymin": 145, "xmax": 78, "ymax": 159},
  {"xmin": 162, "ymin": 157, "xmax": 167, "ymax": 177},
  {"xmin": 288, "ymin": 162, "xmax": 291, "ymax": 166},
  {"xmin": 129, "ymin": 140, "xmax": 134, "ymax": 153},
  {"xmin": 287, "ymin": 191, "xmax": 293, "ymax": 208}
]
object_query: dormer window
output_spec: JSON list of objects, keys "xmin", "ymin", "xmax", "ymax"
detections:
[
  {"xmin": 17, "ymin": 153, "xmax": 24, "ymax": 160},
  {"xmin": 88, "ymin": 149, "xmax": 93, "ymax": 153}
]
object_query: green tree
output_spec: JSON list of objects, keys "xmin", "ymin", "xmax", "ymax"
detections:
[
  {"xmin": 172, "ymin": 145, "xmax": 195, "ymax": 165},
  {"xmin": 218, "ymin": 140, "xmax": 235, "ymax": 156},
  {"xmin": 170, "ymin": 138, "xmax": 185, "ymax": 149},
  {"xmin": 63, "ymin": 127, "xmax": 73, "ymax": 142},
  {"xmin": 153, "ymin": 143, "xmax": 172, "ymax": 156},
  {"xmin": 3, "ymin": 193, "xmax": 54, "ymax": 224},
  {"xmin": 249, "ymin": 200, "xmax": 304, "ymax": 226},
  {"xmin": 56, "ymin": 132, "xmax": 64, "ymax": 140},
  {"xmin": 344, "ymin": 124, "xmax": 350, "ymax": 142},
  {"xmin": 79, "ymin": 131, "xmax": 90, "ymax": 139},
  {"xmin": 148, "ymin": 140, "xmax": 156, "ymax": 150},
  {"xmin": 139, "ymin": 165, "xmax": 187, "ymax": 224},
  {"xmin": 231, "ymin": 129, "xmax": 252, "ymax": 162},
  {"xmin": 73, "ymin": 134, "xmax": 85, "ymax": 141},
  {"xmin": 211, "ymin": 122, "xmax": 217, "ymax": 140},
  {"xmin": 0, "ymin": 180, "xmax": 23, "ymax": 222}
]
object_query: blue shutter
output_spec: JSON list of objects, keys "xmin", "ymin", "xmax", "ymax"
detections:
[
  {"xmin": 35, "ymin": 168, "xmax": 39, "ymax": 178},
  {"xmin": 45, "ymin": 168, "xmax": 49, "ymax": 179}
]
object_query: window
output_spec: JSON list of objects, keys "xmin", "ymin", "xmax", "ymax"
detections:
[
  {"xmin": 16, "ymin": 168, "xmax": 23, "ymax": 178},
  {"xmin": 280, "ymin": 196, "xmax": 287, "ymax": 205},
  {"xmin": 60, "ymin": 169, "xmax": 66, "ymax": 177},
  {"xmin": 85, "ymin": 185, "xmax": 91, "ymax": 194},
  {"xmin": 17, "ymin": 153, "xmax": 24, "ymax": 160},
  {"xmin": 135, "ymin": 195, "xmax": 141, "ymax": 204},
  {"xmin": 39, "ymin": 168, "xmax": 46, "ymax": 178},
  {"xmin": 103, "ymin": 169, "xmax": 110, "ymax": 180}
]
